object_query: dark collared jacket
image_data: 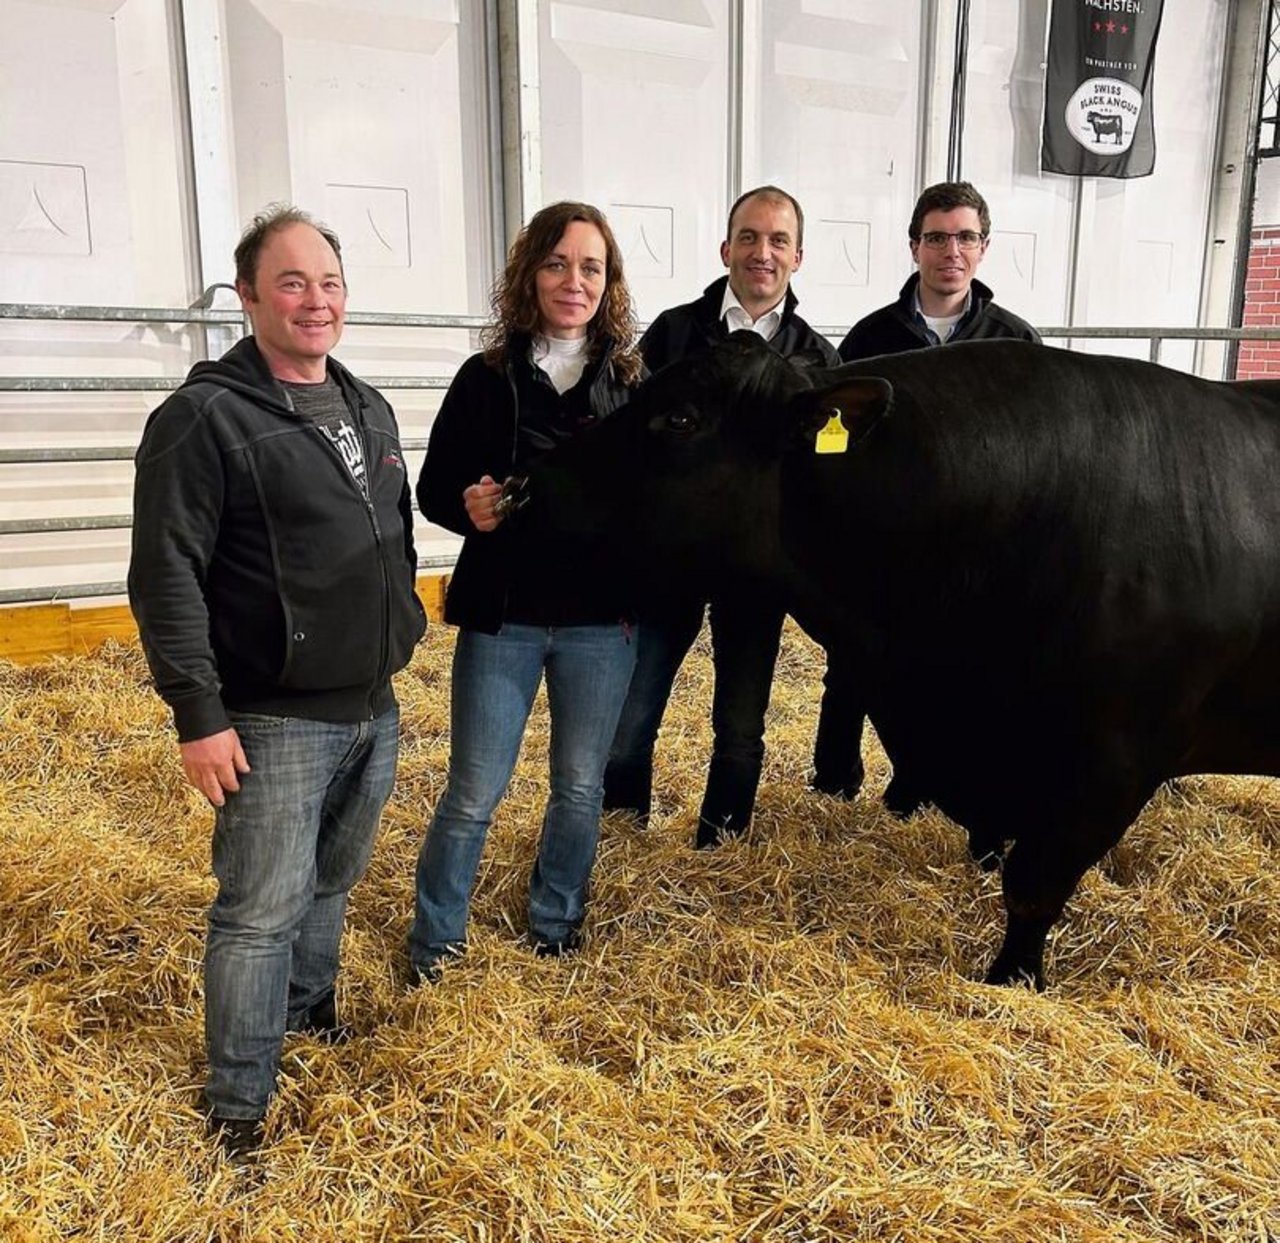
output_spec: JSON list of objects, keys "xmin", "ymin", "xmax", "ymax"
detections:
[
  {"xmin": 640, "ymin": 275, "xmax": 839, "ymax": 372},
  {"xmin": 418, "ymin": 337, "xmax": 640, "ymax": 633},
  {"xmin": 838, "ymin": 273, "xmax": 1040, "ymax": 362}
]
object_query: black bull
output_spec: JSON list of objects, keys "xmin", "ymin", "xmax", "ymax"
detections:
[{"xmin": 516, "ymin": 333, "xmax": 1280, "ymax": 988}]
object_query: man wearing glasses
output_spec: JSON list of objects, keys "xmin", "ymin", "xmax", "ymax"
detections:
[
  {"xmin": 815, "ymin": 181, "xmax": 1039, "ymax": 808},
  {"xmin": 837, "ymin": 180, "xmax": 1039, "ymax": 362}
]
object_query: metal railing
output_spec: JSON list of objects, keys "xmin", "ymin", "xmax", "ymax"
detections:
[
  {"xmin": 7, "ymin": 299, "xmax": 1280, "ymax": 605},
  {"xmin": 1, "ymin": 298, "xmax": 484, "ymax": 603}
]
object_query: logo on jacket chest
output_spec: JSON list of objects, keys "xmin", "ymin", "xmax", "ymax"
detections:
[{"xmin": 316, "ymin": 419, "xmax": 367, "ymax": 489}]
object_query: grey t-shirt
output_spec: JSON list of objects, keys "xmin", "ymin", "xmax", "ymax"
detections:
[{"xmin": 282, "ymin": 376, "xmax": 368, "ymax": 497}]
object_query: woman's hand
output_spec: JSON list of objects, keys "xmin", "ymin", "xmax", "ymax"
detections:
[{"xmin": 464, "ymin": 475, "xmax": 506, "ymax": 531}]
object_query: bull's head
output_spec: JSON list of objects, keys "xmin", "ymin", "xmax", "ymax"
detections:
[{"xmin": 518, "ymin": 332, "xmax": 893, "ymax": 600}]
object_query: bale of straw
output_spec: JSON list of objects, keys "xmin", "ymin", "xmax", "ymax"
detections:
[{"xmin": 0, "ymin": 626, "xmax": 1276, "ymax": 1242}]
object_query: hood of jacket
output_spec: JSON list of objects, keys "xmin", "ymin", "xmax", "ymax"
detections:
[{"xmin": 179, "ymin": 335, "xmax": 368, "ymax": 417}]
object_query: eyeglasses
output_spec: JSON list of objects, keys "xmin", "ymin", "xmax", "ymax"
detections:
[{"xmin": 917, "ymin": 230, "xmax": 987, "ymax": 251}]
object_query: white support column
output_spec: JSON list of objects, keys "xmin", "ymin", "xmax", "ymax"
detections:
[
  {"xmin": 1065, "ymin": 179, "xmax": 1096, "ymax": 340},
  {"xmin": 732, "ymin": 0, "xmax": 763, "ymax": 200},
  {"xmin": 1198, "ymin": 0, "xmax": 1270, "ymax": 379},
  {"xmin": 497, "ymin": 0, "xmax": 542, "ymax": 247},
  {"xmin": 179, "ymin": 0, "xmax": 241, "ymax": 357},
  {"xmin": 920, "ymin": 0, "xmax": 960, "ymax": 189}
]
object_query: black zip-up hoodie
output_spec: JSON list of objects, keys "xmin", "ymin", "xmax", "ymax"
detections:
[{"xmin": 128, "ymin": 336, "xmax": 426, "ymax": 741}]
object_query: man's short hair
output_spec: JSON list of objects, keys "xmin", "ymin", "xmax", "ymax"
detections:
[
  {"xmin": 725, "ymin": 185, "xmax": 806, "ymax": 250},
  {"xmin": 908, "ymin": 181, "xmax": 991, "ymax": 240},
  {"xmin": 234, "ymin": 204, "xmax": 344, "ymax": 292}
]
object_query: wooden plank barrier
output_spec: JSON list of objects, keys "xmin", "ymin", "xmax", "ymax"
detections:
[{"xmin": 0, "ymin": 575, "xmax": 450, "ymax": 665}]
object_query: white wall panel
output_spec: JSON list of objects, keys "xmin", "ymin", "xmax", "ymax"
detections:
[
  {"xmin": 962, "ymin": 0, "xmax": 1231, "ymax": 370},
  {"xmin": 224, "ymin": 0, "xmax": 492, "ymax": 323},
  {"xmin": 0, "ymin": 0, "xmax": 193, "ymax": 309},
  {"xmin": 0, "ymin": 0, "xmax": 195, "ymax": 597},
  {"xmin": 754, "ymin": 0, "xmax": 926, "ymax": 332},
  {"xmin": 1075, "ymin": 0, "xmax": 1231, "ymax": 370},
  {"xmin": 962, "ymin": 0, "xmax": 1073, "ymax": 332},
  {"xmin": 221, "ymin": 0, "xmax": 494, "ymax": 564},
  {"xmin": 538, "ymin": 0, "xmax": 731, "ymax": 326}
]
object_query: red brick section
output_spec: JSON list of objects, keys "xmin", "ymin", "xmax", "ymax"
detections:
[{"xmin": 1237, "ymin": 230, "xmax": 1280, "ymax": 378}]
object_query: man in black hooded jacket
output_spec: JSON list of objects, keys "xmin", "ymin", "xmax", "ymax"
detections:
[{"xmin": 128, "ymin": 205, "xmax": 425, "ymax": 1158}]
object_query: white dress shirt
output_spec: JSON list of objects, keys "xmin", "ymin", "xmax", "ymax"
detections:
[{"xmin": 719, "ymin": 283, "xmax": 785, "ymax": 341}]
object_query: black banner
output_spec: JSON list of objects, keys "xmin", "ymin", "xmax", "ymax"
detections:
[{"xmin": 1041, "ymin": 0, "xmax": 1165, "ymax": 179}]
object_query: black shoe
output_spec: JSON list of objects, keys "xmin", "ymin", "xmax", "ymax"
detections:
[
  {"xmin": 288, "ymin": 991, "xmax": 352, "ymax": 1044},
  {"xmin": 408, "ymin": 944, "xmax": 465, "ymax": 987},
  {"xmin": 409, "ymin": 960, "xmax": 445, "ymax": 986},
  {"xmin": 695, "ymin": 814, "xmax": 749, "ymax": 850},
  {"xmin": 208, "ymin": 1114, "xmax": 264, "ymax": 1162},
  {"xmin": 811, "ymin": 772, "xmax": 861, "ymax": 800},
  {"xmin": 533, "ymin": 929, "xmax": 582, "ymax": 959},
  {"xmin": 883, "ymin": 775, "xmax": 927, "ymax": 819}
]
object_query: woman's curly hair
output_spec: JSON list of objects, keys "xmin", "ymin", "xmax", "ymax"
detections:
[{"xmin": 482, "ymin": 201, "xmax": 643, "ymax": 386}]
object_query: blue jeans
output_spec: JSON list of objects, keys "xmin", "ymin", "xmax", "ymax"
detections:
[
  {"xmin": 204, "ymin": 707, "xmax": 399, "ymax": 1120},
  {"xmin": 408, "ymin": 623, "xmax": 636, "ymax": 972},
  {"xmin": 604, "ymin": 590, "xmax": 786, "ymax": 842}
]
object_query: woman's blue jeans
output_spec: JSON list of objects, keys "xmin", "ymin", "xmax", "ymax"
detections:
[
  {"xmin": 203, "ymin": 707, "xmax": 399, "ymax": 1120},
  {"xmin": 408, "ymin": 623, "xmax": 636, "ymax": 973}
]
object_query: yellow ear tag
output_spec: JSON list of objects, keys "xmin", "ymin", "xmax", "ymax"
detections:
[{"xmin": 815, "ymin": 408, "xmax": 849, "ymax": 455}]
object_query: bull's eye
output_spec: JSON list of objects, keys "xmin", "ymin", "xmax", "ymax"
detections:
[{"xmin": 666, "ymin": 408, "xmax": 696, "ymax": 433}]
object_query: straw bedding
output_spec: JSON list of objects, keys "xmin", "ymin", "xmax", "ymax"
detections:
[{"xmin": 1, "ymin": 624, "xmax": 1277, "ymax": 1242}]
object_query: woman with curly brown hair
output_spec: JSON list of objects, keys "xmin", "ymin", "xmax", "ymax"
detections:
[{"xmin": 407, "ymin": 202, "xmax": 645, "ymax": 979}]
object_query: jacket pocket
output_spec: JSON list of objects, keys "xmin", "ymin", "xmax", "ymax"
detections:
[{"xmin": 278, "ymin": 595, "xmax": 384, "ymax": 690}]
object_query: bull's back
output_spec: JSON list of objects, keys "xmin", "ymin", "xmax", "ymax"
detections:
[
  {"xmin": 839, "ymin": 342, "xmax": 1280, "ymax": 630},
  {"xmin": 794, "ymin": 341, "xmax": 1280, "ymax": 789}
]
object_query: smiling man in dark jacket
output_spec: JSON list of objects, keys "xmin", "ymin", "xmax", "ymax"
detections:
[
  {"xmin": 603, "ymin": 185, "xmax": 838, "ymax": 847},
  {"xmin": 128, "ymin": 204, "xmax": 425, "ymax": 1159}
]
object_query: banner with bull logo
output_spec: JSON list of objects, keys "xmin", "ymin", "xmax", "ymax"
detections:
[{"xmin": 1040, "ymin": 0, "xmax": 1165, "ymax": 178}]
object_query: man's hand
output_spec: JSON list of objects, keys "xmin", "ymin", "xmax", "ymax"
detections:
[
  {"xmin": 463, "ymin": 475, "xmax": 506, "ymax": 532},
  {"xmin": 180, "ymin": 729, "xmax": 251, "ymax": 807}
]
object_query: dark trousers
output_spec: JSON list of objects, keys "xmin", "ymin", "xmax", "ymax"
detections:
[
  {"xmin": 604, "ymin": 590, "xmax": 786, "ymax": 843},
  {"xmin": 812, "ymin": 651, "xmax": 866, "ymax": 797}
]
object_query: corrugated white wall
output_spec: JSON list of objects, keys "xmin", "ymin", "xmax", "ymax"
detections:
[{"xmin": 0, "ymin": 0, "xmax": 1245, "ymax": 606}]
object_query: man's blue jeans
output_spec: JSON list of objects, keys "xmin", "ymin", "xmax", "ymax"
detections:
[
  {"xmin": 407, "ymin": 623, "xmax": 636, "ymax": 973},
  {"xmin": 203, "ymin": 706, "xmax": 399, "ymax": 1120}
]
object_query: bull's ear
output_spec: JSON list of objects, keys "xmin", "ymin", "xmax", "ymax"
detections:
[
  {"xmin": 786, "ymin": 347, "xmax": 833, "ymax": 373},
  {"xmin": 788, "ymin": 376, "xmax": 893, "ymax": 452}
]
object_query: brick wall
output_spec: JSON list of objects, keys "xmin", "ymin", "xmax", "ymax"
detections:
[{"xmin": 1237, "ymin": 227, "xmax": 1280, "ymax": 378}]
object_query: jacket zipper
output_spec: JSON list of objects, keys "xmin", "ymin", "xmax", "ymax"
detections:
[
  {"xmin": 497, "ymin": 359, "xmax": 521, "ymax": 628},
  {"xmin": 356, "ymin": 393, "xmax": 391, "ymax": 717},
  {"xmin": 307, "ymin": 386, "xmax": 391, "ymax": 717}
]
